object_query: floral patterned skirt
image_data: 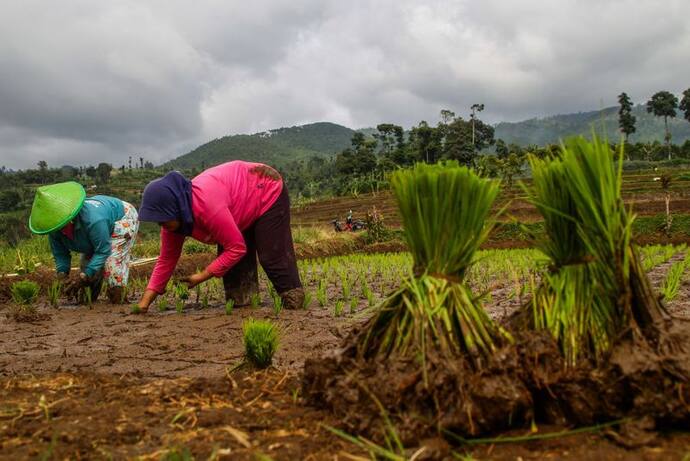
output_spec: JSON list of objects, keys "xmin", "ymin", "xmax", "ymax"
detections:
[{"xmin": 102, "ymin": 202, "xmax": 139, "ymax": 287}]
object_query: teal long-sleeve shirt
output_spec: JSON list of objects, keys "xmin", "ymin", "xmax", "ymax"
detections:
[{"xmin": 48, "ymin": 195, "xmax": 125, "ymax": 277}]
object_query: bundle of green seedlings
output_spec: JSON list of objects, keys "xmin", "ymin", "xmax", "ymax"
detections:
[
  {"xmin": 527, "ymin": 136, "xmax": 669, "ymax": 367},
  {"xmin": 358, "ymin": 162, "xmax": 512, "ymax": 377},
  {"xmin": 9, "ymin": 280, "xmax": 41, "ymax": 320},
  {"xmin": 11, "ymin": 280, "xmax": 40, "ymax": 306},
  {"xmin": 242, "ymin": 318, "xmax": 280, "ymax": 368}
]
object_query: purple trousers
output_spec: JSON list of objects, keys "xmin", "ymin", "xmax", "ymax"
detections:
[{"xmin": 218, "ymin": 185, "xmax": 301, "ymax": 300}]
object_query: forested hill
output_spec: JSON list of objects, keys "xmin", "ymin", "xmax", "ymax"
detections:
[
  {"xmin": 164, "ymin": 122, "xmax": 355, "ymax": 169},
  {"xmin": 494, "ymin": 105, "xmax": 690, "ymax": 146},
  {"xmin": 166, "ymin": 106, "xmax": 690, "ymax": 170}
]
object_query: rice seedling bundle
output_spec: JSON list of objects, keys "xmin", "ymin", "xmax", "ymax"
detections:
[
  {"xmin": 243, "ymin": 318, "xmax": 279, "ymax": 368},
  {"xmin": 11, "ymin": 280, "xmax": 40, "ymax": 305},
  {"xmin": 527, "ymin": 136, "xmax": 668, "ymax": 366},
  {"xmin": 358, "ymin": 162, "xmax": 511, "ymax": 374}
]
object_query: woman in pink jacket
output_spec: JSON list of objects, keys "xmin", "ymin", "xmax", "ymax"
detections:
[{"xmin": 136, "ymin": 161, "xmax": 303, "ymax": 311}]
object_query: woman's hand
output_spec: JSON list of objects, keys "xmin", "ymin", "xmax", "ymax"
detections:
[
  {"xmin": 63, "ymin": 272, "xmax": 90, "ymax": 300},
  {"xmin": 179, "ymin": 270, "xmax": 213, "ymax": 289}
]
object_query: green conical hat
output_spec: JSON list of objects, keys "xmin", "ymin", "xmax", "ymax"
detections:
[{"xmin": 29, "ymin": 182, "xmax": 86, "ymax": 234}]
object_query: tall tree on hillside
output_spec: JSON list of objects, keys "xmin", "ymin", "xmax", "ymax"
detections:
[
  {"xmin": 37, "ymin": 160, "xmax": 48, "ymax": 184},
  {"xmin": 680, "ymin": 88, "xmax": 690, "ymax": 124},
  {"xmin": 374, "ymin": 124, "xmax": 404, "ymax": 159},
  {"xmin": 646, "ymin": 90, "xmax": 678, "ymax": 160},
  {"xmin": 350, "ymin": 132, "xmax": 368, "ymax": 151},
  {"xmin": 443, "ymin": 117, "xmax": 494, "ymax": 166},
  {"xmin": 470, "ymin": 103, "xmax": 485, "ymax": 152},
  {"xmin": 440, "ymin": 109, "xmax": 456, "ymax": 124},
  {"xmin": 495, "ymin": 139, "xmax": 509, "ymax": 159},
  {"xmin": 335, "ymin": 132, "xmax": 378, "ymax": 177},
  {"xmin": 617, "ymin": 92, "xmax": 636, "ymax": 142},
  {"xmin": 409, "ymin": 121, "xmax": 441, "ymax": 163},
  {"xmin": 96, "ymin": 163, "xmax": 112, "ymax": 184},
  {"xmin": 85, "ymin": 166, "xmax": 97, "ymax": 181}
]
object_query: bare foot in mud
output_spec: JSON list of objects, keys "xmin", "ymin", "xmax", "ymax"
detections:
[
  {"xmin": 107, "ymin": 286, "xmax": 128, "ymax": 304},
  {"xmin": 281, "ymin": 287, "xmax": 305, "ymax": 309}
]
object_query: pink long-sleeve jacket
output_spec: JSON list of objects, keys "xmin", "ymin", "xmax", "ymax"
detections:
[{"xmin": 147, "ymin": 161, "xmax": 283, "ymax": 294}]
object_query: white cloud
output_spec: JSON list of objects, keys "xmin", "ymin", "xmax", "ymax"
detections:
[{"xmin": 1, "ymin": 0, "xmax": 689, "ymax": 168}]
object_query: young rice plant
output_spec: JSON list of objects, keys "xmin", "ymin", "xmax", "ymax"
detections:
[
  {"xmin": 47, "ymin": 280, "xmax": 61, "ymax": 308},
  {"xmin": 225, "ymin": 299, "xmax": 235, "ymax": 315},
  {"xmin": 660, "ymin": 258, "xmax": 687, "ymax": 302},
  {"xmin": 11, "ymin": 280, "xmax": 40, "ymax": 305},
  {"xmin": 242, "ymin": 318, "xmax": 280, "ymax": 368}
]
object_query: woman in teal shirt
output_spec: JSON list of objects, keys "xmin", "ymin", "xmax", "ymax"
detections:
[{"xmin": 29, "ymin": 182, "xmax": 139, "ymax": 304}]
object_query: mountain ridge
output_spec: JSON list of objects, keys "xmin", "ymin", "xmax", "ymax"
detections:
[
  {"xmin": 164, "ymin": 121, "xmax": 356, "ymax": 170},
  {"xmin": 494, "ymin": 104, "xmax": 690, "ymax": 146},
  {"xmin": 165, "ymin": 106, "xmax": 690, "ymax": 169}
]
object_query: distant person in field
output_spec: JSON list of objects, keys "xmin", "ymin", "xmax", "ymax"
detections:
[
  {"xmin": 136, "ymin": 161, "xmax": 304, "ymax": 311},
  {"xmin": 28, "ymin": 182, "xmax": 139, "ymax": 304}
]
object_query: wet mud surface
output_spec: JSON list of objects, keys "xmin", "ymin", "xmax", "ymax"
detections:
[
  {"xmin": 303, "ymin": 318, "xmax": 690, "ymax": 442},
  {"xmin": 0, "ymin": 302, "xmax": 353, "ymax": 378},
  {"xmin": 1, "ymin": 256, "xmax": 690, "ymax": 459}
]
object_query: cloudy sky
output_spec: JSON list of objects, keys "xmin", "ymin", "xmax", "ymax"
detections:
[{"xmin": 1, "ymin": 0, "xmax": 688, "ymax": 169}]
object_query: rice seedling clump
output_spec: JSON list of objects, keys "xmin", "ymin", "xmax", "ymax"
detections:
[
  {"xmin": 525, "ymin": 136, "xmax": 675, "ymax": 365},
  {"xmin": 243, "ymin": 318, "xmax": 280, "ymax": 368},
  {"xmin": 358, "ymin": 162, "xmax": 512, "ymax": 371},
  {"xmin": 9, "ymin": 279, "xmax": 48, "ymax": 321},
  {"xmin": 516, "ymin": 135, "xmax": 690, "ymax": 428},
  {"xmin": 304, "ymin": 162, "xmax": 532, "ymax": 442},
  {"xmin": 11, "ymin": 280, "xmax": 40, "ymax": 305},
  {"xmin": 304, "ymin": 144, "xmax": 690, "ymax": 445}
]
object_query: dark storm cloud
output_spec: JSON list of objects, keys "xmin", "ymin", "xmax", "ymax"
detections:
[
  {"xmin": 1, "ymin": 0, "xmax": 689, "ymax": 168},
  {"xmin": 153, "ymin": 1, "xmax": 330, "ymax": 72},
  {"xmin": 0, "ymin": 1, "xmax": 329, "ymax": 168},
  {"xmin": 0, "ymin": 1, "xmax": 208, "ymax": 168}
]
